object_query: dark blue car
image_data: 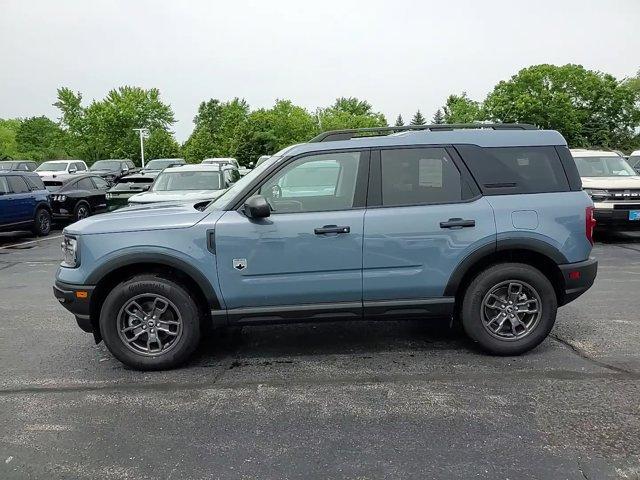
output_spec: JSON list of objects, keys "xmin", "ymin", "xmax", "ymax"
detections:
[{"xmin": 0, "ymin": 171, "xmax": 52, "ymax": 236}]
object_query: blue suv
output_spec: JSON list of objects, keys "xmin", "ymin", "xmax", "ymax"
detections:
[
  {"xmin": 53, "ymin": 124, "xmax": 597, "ymax": 370},
  {"xmin": 0, "ymin": 171, "xmax": 52, "ymax": 236}
]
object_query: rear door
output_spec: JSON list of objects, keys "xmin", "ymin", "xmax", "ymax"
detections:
[
  {"xmin": 362, "ymin": 146, "xmax": 496, "ymax": 317},
  {"xmin": 214, "ymin": 150, "xmax": 369, "ymax": 321},
  {"xmin": 6, "ymin": 175, "xmax": 35, "ymax": 224},
  {"xmin": 89, "ymin": 176, "xmax": 109, "ymax": 212},
  {"xmin": 0, "ymin": 176, "xmax": 12, "ymax": 225}
]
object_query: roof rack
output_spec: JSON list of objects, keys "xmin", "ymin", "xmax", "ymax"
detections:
[{"xmin": 308, "ymin": 123, "xmax": 538, "ymax": 143}]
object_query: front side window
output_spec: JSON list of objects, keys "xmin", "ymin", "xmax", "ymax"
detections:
[
  {"xmin": 258, "ymin": 151, "xmax": 362, "ymax": 213},
  {"xmin": 75, "ymin": 162, "xmax": 87, "ymax": 171},
  {"xmin": 7, "ymin": 176, "xmax": 29, "ymax": 194},
  {"xmin": 381, "ymin": 148, "xmax": 463, "ymax": 206},
  {"xmin": 0, "ymin": 176, "xmax": 9, "ymax": 194},
  {"xmin": 574, "ymin": 156, "xmax": 637, "ymax": 177}
]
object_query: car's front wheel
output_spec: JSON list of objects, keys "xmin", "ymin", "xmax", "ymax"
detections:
[
  {"xmin": 461, "ymin": 263, "xmax": 557, "ymax": 355},
  {"xmin": 99, "ymin": 275, "xmax": 202, "ymax": 370}
]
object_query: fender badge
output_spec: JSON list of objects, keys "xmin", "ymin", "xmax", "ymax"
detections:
[{"xmin": 233, "ymin": 258, "xmax": 247, "ymax": 271}]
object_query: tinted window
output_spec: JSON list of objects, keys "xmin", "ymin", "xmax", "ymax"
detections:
[
  {"xmin": 0, "ymin": 177, "xmax": 9, "ymax": 194},
  {"xmin": 76, "ymin": 178, "xmax": 95, "ymax": 190},
  {"xmin": 7, "ymin": 176, "xmax": 30, "ymax": 194},
  {"xmin": 258, "ymin": 151, "xmax": 362, "ymax": 213},
  {"xmin": 381, "ymin": 148, "xmax": 462, "ymax": 206},
  {"xmin": 75, "ymin": 162, "xmax": 87, "ymax": 171},
  {"xmin": 457, "ymin": 145, "xmax": 569, "ymax": 195},
  {"xmin": 25, "ymin": 175, "xmax": 45, "ymax": 191},
  {"xmin": 44, "ymin": 180, "xmax": 63, "ymax": 192},
  {"xmin": 92, "ymin": 176, "xmax": 109, "ymax": 190}
]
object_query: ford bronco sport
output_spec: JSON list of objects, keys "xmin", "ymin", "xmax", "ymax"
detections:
[{"xmin": 54, "ymin": 124, "xmax": 598, "ymax": 370}]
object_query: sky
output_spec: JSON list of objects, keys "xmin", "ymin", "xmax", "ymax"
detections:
[{"xmin": 1, "ymin": 0, "xmax": 639, "ymax": 142}]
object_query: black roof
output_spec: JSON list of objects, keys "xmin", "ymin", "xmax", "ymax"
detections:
[{"xmin": 0, "ymin": 170, "xmax": 40, "ymax": 177}]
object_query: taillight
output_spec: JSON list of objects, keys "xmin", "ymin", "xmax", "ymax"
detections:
[{"xmin": 585, "ymin": 206, "xmax": 596, "ymax": 245}]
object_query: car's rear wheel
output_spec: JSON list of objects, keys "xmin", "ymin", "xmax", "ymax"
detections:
[
  {"xmin": 461, "ymin": 263, "xmax": 557, "ymax": 355},
  {"xmin": 32, "ymin": 208, "xmax": 51, "ymax": 236},
  {"xmin": 99, "ymin": 274, "xmax": 202, "ymax": 370},
  {"xmin": 74, "ymin": 201, "xmax": 91, "ymax": 221}
]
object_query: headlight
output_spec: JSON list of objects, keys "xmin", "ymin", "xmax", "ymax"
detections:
[
  {"xmin": 61, "ymin": 235, "xmax": 79, "ymax": 268},
  {"xmin": 584, "ymin": 189, "xmax": 608, "ymax": 200},
  {"xmin": 106, "ymin": 193, "xmax": 112, "ymax": 199}
]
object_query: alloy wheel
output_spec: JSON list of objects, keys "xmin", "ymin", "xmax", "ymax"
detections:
[{"xmin": 480, "ymin": 280, "xmax": 542, "ymax": 341}]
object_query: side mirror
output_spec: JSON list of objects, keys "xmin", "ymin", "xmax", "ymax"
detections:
[
  {"xmin": 243, "ymin": 195, "xmax": 270, "ymax": 219},
  {"xmin": 122, "ymin": 166, "xmax": 129, "ymax": 173},
  {"xmin": 69, "ymin": 166, "xmax": 77, "ymax": 174},
  {"xmin": 248, "ymin": 162, "xmax": 255, "ymax": 168}
]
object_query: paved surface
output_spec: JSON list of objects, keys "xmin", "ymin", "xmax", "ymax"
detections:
[{"xmin": 1, "ymin": 229, "xmax": 639, "ymax": 479}]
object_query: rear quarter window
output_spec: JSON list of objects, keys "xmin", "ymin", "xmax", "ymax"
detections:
[{"xmin": 456, "ymin": 145, "xmax": 570, "ymax": 195}]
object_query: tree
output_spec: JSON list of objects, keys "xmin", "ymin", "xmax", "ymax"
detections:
[
  {"xmin": 394, "ymin": 114, "xmax": 404, "ymax": 127},
  {"xmin": 54, "ymin": 86, "xmax": 177, "ymax": 164},
  {"xmin": 319, "ymin": 97, "xmax": 387, "ymax": 131},
  {"xmin": 432, "ymin": 109, "xmax": 444, "ymax": 124},
  {"xmin": 442, "ymin": 93, "xmax": 483, "ymax": 124},
  {"xmin": 182, "ymin": 98, "xmax": 249, "ymax": 163},
  {"xmin": 410, "ymin": 110, "xmax": 426, "ymax": 126},
  {"xmin": 15, "ymin": 116, "xmax": 70, "ymax": 161},
  {"xmin": 483, "ymin": 64, "xmax": 640, "ymax": 150},
  {"xmin": 0, "ymin": 119, "xmax": 21, "ymax": 159},
  {"xmin": 145, "ymin": 130, "xmax": 181, "ymax": 160}
]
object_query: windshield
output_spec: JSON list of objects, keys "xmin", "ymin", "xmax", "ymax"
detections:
[
  {"xmin": 0, "ymin": 162, "xmax": 16, "ymax": 170},
  {"xmin": 574, "ymin": 156, "xmax": 637, "ymax": 177},
  {"xmin": 145, "ymin": 159, "xmax": 183, "ymax": 170},
  {"xmin": 208, "ymin": 155, "xmax": 280, "ymax": 209},
  {"xmin": 36, "ymin": 161, "xmax": 68, "ymax": 172},
  {"xmin": 152, "ymin": 171, "xmax": 222, "ymax": 191},
  {"xmin": 91, "ymin": 160, "xmax": 121, "ymax": 171}
]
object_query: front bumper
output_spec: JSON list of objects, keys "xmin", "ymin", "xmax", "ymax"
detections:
[
  {"xmin": 53, "ymin": 280, "xmax": 95, "ymax": 333},
  {"xmin": 559, "ymin": 257, "xmax": 598, "ymax": 306}
]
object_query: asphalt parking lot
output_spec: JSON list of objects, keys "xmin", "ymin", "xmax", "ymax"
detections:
[{"xmin": 1, "ymin": 229, "xmax": 639, "ymax": 479}]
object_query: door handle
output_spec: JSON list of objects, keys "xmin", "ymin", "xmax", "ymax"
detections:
[
  {"xmin": 439, "ymin": 218, "xmax": 475, "ymax": 229},
  {"xmin": 314, "ymin": 225, "xmax": 350, "ymax": 235}
]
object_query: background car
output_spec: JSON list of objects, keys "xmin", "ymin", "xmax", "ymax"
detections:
[
  {"xmin": 254, "ymin": 155, "xmax": 271, "ymax": 167},
  {"xmin": 629, "ymin": 150, "xmax": 640, "ymax": 174},
  {"xmin": 0, "ymin": 171, "xmax": 51, "ymax": 236},
  {"xmin": 571, "ymin": 148, "xmax": 640, "ymax": 230},
  {"xmin": 89, "ymin": 159, "xmax": 137, "ymax": 185},
  {"xmin": 106, "ymin": 171, "xmax": 159, "ymax": 211},
  {"xmin": 0, "ymin": 160, "xmax": 38, "ymax": 172},
  {"xmin": 35, "ymin": 160, "xmax": 88, "ymax": 177},
  {"xmin": 201, "ymin": 157, "xmax": 239, "ymax": 168},
  {"xmin": 43, "ymin": 173, "xmax": 110, "ymax": 222},
  {"xmin": 128, "ymin": 164, "xmax": 236, "ymax": 205},
  {"xmin": 141, "ymin": 158, "xmax": 186, "ymax": 172}
]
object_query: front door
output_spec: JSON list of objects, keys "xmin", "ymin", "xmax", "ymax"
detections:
[
  {"xmin": 214, "ymin": 150, "xmax": 369, "ymax": 323},
  {"xmin": 6, "ymin": 175, "xmax": 34, "ymax": 225},
  {"xmin": 363, "ymin": 147, "xmax": 496, "ymax": 317}
]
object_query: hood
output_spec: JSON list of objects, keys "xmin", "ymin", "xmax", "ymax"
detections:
[
  {"xmin": 90, "ymin": 169, "xmax": 117, "ymax": 175},
  {"xmin": 128, "ymin": 189, "xmax": 225, "ymax": 204},
  {"xmin": 65, "ymin": 202, "xmax": 223, "ymax": 235},
  {"xmin": 581, "ymin": 176, "xmax": 640, "ymax": 189}
]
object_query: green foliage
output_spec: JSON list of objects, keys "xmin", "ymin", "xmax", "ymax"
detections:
[
  {"xmin": 483, "ymin": 64, "xmax": 640, "ymax": 150},
  {"xmin": 394, "ymin": 114, "xmax": 404, "ymax": 127},
  {"xmin": 0, "ymin": 119, "xmax": 21, "ymax": 159},
  {"xmin": 432, "ymin": 109, "xmax": 444, "ymax": 124},
  {"xmin": 55, "ymin": 86, "xmax": 177, "ymax": 165},
  {"xmin": 15, "ymin": 116, "xmax": 71, "ymax": 161},
  {"xmin": 319, "ymin": 97, "xmax": 387, "ymax": 131},
  {"xmin": 144, "ymin": 130, "xmax": 181, "ymax": 160},
  {"xmin": 410, "ymin": 110, "xmax": 426, "ymax": 126},
  {"xmin": 443, "ymin": 93, "xmax": 484, "ymax": 124},
  {"xmin": 182, "ymin": 98, "xmax": 249, "ymax": 163}
]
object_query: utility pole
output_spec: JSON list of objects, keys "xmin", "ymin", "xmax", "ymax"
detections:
[{"xmin": 133, "ymin": 128, "xmax": 149, "ymax": 168}]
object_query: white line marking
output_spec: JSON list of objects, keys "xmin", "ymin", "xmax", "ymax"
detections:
[{"xmin": 0, "ymin": 234, "xmax": 63, "ymax": 250}]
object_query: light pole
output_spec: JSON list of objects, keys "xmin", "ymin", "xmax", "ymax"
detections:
[{"xmin": 133, "ymin": 128, "xmax": 150, "ymax": 168}]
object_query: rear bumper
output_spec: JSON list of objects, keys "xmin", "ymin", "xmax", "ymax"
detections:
[
  {"xmin": 559, "ymin": 258, "xmax": 598, "ymax": 306},
  {"xmin": 594, "ymin": 208, "xmax": 640, "ymax": 230},
  {"xmin": 53, "ymin": 281, "xmax": 95, "ymax": 333}
]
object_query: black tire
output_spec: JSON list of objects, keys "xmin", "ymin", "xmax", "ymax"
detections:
[
  {"xmin": 31, "ymin": 208, "xmax": 51, "ymax": 236},
  {"xmin": 99, "ymin": 274, "xmax": 202, "ymax": 370},
  {"xmin": 74, "ymin": 201, "xmax": 91, "ymax": 221},
  {"xmin": 461, "ymin": 263, "xmax": 557, "ymax": 355}
]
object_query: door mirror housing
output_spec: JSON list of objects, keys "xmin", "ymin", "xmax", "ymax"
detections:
[
  {"xmin": 68, "ymin": 166, "xmax": 77, "ymax": 174},
  {"xmin": 243, "ymin": 195, "xmax": 271, "ymax": 219}
]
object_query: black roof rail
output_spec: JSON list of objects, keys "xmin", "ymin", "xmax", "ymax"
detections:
[{"xmin": 308, "ymin": 123, "xmax": 538, "ymax": 143}]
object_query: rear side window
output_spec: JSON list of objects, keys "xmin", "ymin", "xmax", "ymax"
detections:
[
  {"xmin": 381, "ymin": 148, "xmax": 464, "ymax": 206},
  {"xmin": 7, "ymin": 176, "xmax": 30, "ymax": 194},
  {"xmin": 0, "ymin": 177, "xmax": 9, "ymax": 194},
  {"xmin": 25, "ymin": 175, "xmax": 45, "ymax": 191},
  {"xmin": 456, "ymin": 145, "xmax": 570, "ymax": 195},
  {"xmin": 76, "ymin": 178, "xmax": 95, "ymax": 190}
]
